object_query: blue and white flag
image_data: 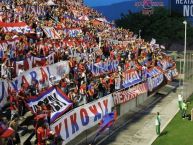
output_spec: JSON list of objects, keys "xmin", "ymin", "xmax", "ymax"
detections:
[
  {"xmin": 27, "ymin": 87, "xmax": 73, "ymax": 123},
  {"xmin": 122, "ymin": 70, "xmax": 142, "ymax": 88},
  {"xmin": 87, "ymin": 60, "xmax": 119, "ymax": 76}
]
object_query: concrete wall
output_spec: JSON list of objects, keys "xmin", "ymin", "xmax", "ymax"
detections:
[
  {"xmin": 119, "ymin": 92, "xmax": 148, "ymax": 117},
  {"xmin": 70, "ymin": 84, "xmax": 150, "ymax": 145}
]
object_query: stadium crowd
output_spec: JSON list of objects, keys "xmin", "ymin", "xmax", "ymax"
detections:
[{"xmin": 0, "ymin": 0, "xmax": 176, "ymax": 145}]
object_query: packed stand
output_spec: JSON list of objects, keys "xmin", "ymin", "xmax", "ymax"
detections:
[{"xmin": 0, "ymin": 0, "xmax": 177, "ymax": 144}]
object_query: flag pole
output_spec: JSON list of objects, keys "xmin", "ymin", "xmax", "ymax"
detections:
[{"xmin": 91, "ymin": 132, "xmax": 99, "ymax": 145}]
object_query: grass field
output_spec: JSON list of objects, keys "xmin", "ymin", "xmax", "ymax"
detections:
[{"xmin": 152, "ymin": 95, "xmax": 193, "ymax": 145}]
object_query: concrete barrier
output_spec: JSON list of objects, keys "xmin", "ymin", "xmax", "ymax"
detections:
[
  {"xmin": 119, "ymin": 92, "xmax": 148, "ymax": 117},
  {"xmin": 67, "ymin": 84, "xmax": 150, "ymax": 145}
]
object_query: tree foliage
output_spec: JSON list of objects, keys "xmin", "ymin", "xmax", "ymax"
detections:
[{"xmin": 115, "ymin": 8, "xmax": 193, "ymax": 48}]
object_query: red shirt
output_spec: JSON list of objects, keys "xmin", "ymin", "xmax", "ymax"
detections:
[
  {"xmin": 43, "ymin": 46, "xmax": 49, "ymax": 56},
  {"xmin": 9, "ymin": 95, "xmax": 17, "ymax": 111},
  {"xmin": 125, "ymin": 63, "xmax": 130, "ymax": 70},
  {"xmin": 109, "ymin": 78, "xmax": 114, "ymax": 85},
  {"xmin": 37, "ymin": 127, "xmax": 51, "ymax": 145},
  {"xmin": 61, "ymin": 81, "xmax": 67, "ymax": 88}
]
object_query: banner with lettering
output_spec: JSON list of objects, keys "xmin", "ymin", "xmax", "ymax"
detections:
[
  {"xmin": 0, "ymin": 61, "xmax": 70, "ymax": 107},
  {"xmin": 67, "ymin": 28, "xmax": 82, "ymax": 37},
  {"xmin": 27, "ymin": 87, "xmax": 73, "ymax": 123},
  {"xmin": 0, "ymin": 38, "xmax": 21, "ymax": 58},
  {"xmin": 87, "ymin": 60, "xmax": 119, "ymax": 76},
  {"xmin": 1, "ymin": 22, "xmax": 31, "ymax": 33},
  {"xmin": 164, "ymin": 68, "xmax": 178, "ymax": 81},
  {"xmin": 0, "ymin": 79, "xmax": 9, "ymax": 107},
  {"xmin": 57, "ymin": 28, "xmax": 82, "ymax": 38},
  {"xmin": 23, "ymin": 5, "xmax": 46, "ymax": 16},
  {"xmin": 113, "ymin": 83, "xmax": 147, "ymax": 105},
  {"xmin": 115, "ymin": 76, "xmax": 121, "ymax": 90},
  {"xmin": 146, "ymin": 66, "xmax": 164, "ymax": 91},
  {"xmin": 11, "ymin": 61, "xmax": 69, "ymax": 91},
  {"xmin": 147, "ymin": 74, "xmax": 164, "ymax": 91},
  {"xmin": 158, "ymin": 59, "xmax": 173, "ymax": 71},
  {"xmin": 42, "ymin": 27, "xmax": 61, "ymax": 39},
  {"xmin": 51, "ymin": 95, "xmax": 113, "ymax": 144},
  {"xmin": 146, "ymin": 67, "xmax": 162, "ymax": 78},
  {"xmin": 15, "ymin": 53, "xmax": 55, "ymax": 75},
  {"xmin": 0, "ymin": 38, "xmax": 20, "ymax": 51},
  {"xmin": 122, "ymin": 70, "xmax": 142, "ymax": 89}
]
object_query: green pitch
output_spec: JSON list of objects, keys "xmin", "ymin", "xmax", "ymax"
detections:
[{"xmin": 153, "ymin": 95, "xmax": 193, "ymax": 145}]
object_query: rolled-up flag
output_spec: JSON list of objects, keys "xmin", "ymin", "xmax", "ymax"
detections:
[
  {"xmin": 92, "ymin": 111, "xmax": 117, "ymax": 144},
  {"xmin": 98, "ymin": 111, "xmax": 117, "ymax": 133}
]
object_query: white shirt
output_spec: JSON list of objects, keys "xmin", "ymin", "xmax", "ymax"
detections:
[
  {"xmin": 1, "ymin": 64, "xmax": 7, "ymax": 78},
  {"xmin": 178, "ymin": 95, "xmax": 183, "ymax": 102},
  {"xmin": 155, "ymin": 115, "xmax": 161, "ymax": 125},
  {"xmin": 155, "ymin": 119, "xmax": 159, "ymax": 126}
]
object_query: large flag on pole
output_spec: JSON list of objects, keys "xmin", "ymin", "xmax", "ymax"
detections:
[
  {"xmin": 92, "ymin": 111, "xmax": 117, "ymax": 144},
  {"xmin": 98, "ymin": 112, "xmax": 116, "ymax": 133}
]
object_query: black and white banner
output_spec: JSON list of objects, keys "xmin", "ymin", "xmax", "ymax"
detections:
[{"xmin": 27, "ymin": 87, "xmax": 73, "ymax": 123}]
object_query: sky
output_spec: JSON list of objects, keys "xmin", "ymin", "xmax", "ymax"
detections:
[{"xmin": 84, "ymin": 0, "xmax": 130, "ymax": 7}]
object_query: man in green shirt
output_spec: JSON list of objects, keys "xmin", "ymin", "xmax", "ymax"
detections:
[
  {"xmin": 182, "ymin": 100, "xmax": 187, "ymax": 119},
  {"xmin": 155, "ymin": 112, "xmax": 161, "ymax": 135},
  {"xmin": 178, "ymin": 94, "xmax": 183, "ymax": 117}
]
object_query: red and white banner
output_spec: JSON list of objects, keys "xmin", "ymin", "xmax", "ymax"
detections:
[
  {"xmin": 0, "ymin": 61, "xmax": 70, "ymax": 107},
  {"xmin": 113, "ymin": 83, "xmax": 148, "ymax": 105},
  {"xmin": 164, "ymin": 68, "xmax": 178, "ymax": 81},
  {"xmin": 51, "ymin": 95, "xmax": 113, "ymax": 144},
  {"xmin": 0, "ymin": 38, "xmax": 20, "ymax": 51},
  {"xmin": 15, "ymin": 53, "xmax": 55, "ymax": 75},
  {"xmin": 158, "ymin": 59, "xmax": 173, "ymax": 71},
  {"xmin": 122, "ymin": 70, "xmax": 142, "ymax": 88},
  {"xmin": 1, "ymin": 22, "xmax": 31, "ymax": 33},
  {"xmin": 42, "ymin": 27, "xmax": 61, "ymax": 39},
  {"xmin": 27, "ymin": 87, "xmax": 73, "ymax": 123},
  {"xmin": 0, "ymin": 22, "xmax": 27, "ymax": 27}
]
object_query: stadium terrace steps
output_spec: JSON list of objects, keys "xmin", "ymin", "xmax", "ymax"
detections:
[
  {"xmin": 18, "ymin": 111, "xmax": 35, "ymax": 145},
  {"xmin": 68, "ymin": 91, "xmax": 162, "ymax": 145},
  {"xmin": 69, "ymin": 81, "xmax": 179, "ymax": 145},
  {"xmin": 157, "ymin": 82, "xmax": 178, "ymax": 95},
  {"xmin": 30, "ymin": 134, "xmax": 36, "ymax": 145},
  {"xmin": 95, "ymin": 85, "xmax": 180, "ymax": 145},
  {"xmin": 18, "ymin": 111, "xmax": 33, "ymax": 125}
]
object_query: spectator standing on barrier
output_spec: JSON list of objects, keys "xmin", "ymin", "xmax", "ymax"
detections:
[{"xmin": 155, "ymin": 112, "xmax": 161, "ymax": 135}]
